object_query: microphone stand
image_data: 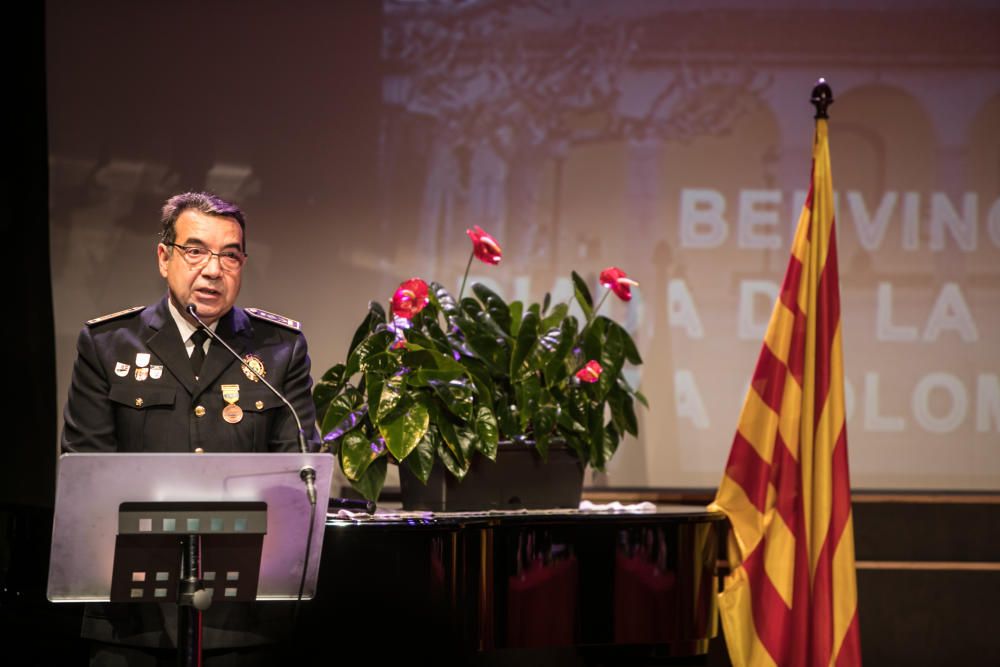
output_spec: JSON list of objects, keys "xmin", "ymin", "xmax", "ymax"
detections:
[
  {"xmin": 184, "ymin": 303, "xmax": 376, "ymax": 516},
  {"xmin": 178, "ymin": 303, "xmax": 375, "ymax": 664},
  {"xmin": 185, "ymin": 304, "xmax": 317, "ymax": 494}
]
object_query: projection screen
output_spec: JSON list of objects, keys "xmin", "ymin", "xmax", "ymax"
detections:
[{"xmin": 47, "ymin": 1, "xmax": 1000, "ymax": 491}]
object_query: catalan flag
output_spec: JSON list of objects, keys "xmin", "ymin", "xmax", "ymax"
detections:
[{"xmin": 709, "ymin": 106, "xmax": 862, "ymax": 665}]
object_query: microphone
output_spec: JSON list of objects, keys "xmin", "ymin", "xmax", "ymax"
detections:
[{"xmin": 186, "ymin": 303, "xmax": 318, "ymax": 506}]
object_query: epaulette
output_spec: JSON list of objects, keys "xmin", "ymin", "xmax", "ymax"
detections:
[
  {"xmin": 245, "ymin": 307, "xmax": 302, "ymax": 331},
  {"xmin": 86, "ymin": 306, "xmax": 145, "ymax": 326}
]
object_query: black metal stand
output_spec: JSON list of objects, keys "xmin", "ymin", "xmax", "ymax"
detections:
[
  {"xmin": 177, "ymin": 534, "xmax": 204, "ymax": 667},
  {"xmin": 107, "ymin": 502, "xmax": 268, "ymax": 666}
]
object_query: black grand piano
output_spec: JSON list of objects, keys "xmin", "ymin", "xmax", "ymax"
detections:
[
  {"xmin": 2, "ymin": 503, "xmax": 724, "ymax": 664},
  {"xmin": 296, "ymin": 504, "xmax": 725, "ymax": 664}
]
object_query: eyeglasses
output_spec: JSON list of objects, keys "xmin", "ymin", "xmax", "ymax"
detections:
[{"xmin": 166, "ymin": 243, "xmax": 247, "ymax": 271}]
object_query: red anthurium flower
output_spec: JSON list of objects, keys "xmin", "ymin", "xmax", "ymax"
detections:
[
  {"xmin": 575, "ymin": 360, "xmax": 603, "ymax": 383},
  {"xmin": 391, "ymin": 278, "xmax": 430, "ymax": 320},
  {"xmin": 466, "ymin": 225, "xmax": 503, "ymax": 265},
  {"xmin": 599, "ymin": 266, "xmax": 639, "ymax": 302}
]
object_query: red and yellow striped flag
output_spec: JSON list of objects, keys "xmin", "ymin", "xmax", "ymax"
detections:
[{"xmin": 709, "ymin": 116, "xmax": 862, "ymax": 666}]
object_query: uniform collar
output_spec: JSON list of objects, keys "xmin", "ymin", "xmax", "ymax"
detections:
[
  {"xmin": 143, "ymin": 296, "xmax": 253, "ymax": 398},
  {"xmin": 166, "ymin": 298, "xmax": 218, "ymax": 345}
]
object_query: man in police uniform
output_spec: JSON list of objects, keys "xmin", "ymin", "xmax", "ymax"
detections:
[{"xmin": 61, "ymin": 192, "xmax": 320, "ymax": 664}]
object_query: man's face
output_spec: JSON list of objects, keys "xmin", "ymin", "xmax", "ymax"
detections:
[{"xmin": 157, "ymin": 209, "xmax": 245, "ymax": 325}]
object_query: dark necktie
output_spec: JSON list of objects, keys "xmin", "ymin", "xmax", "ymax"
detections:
[{"xmin": 190, "ymin": 329, "xmax": 209, "ymax": 378}]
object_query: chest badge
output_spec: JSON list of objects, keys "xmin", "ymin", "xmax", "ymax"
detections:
[
  {"xmin": 221, "ymin": 384, "xmax": 243, "ymax": 424},
  {"xmin": 134, "ymin": 367, "xmax": 149, "ymax": 382},
  {"xmin": 150, "ymin": 365, "xmax": 163, "ymax": 380},
  {"xmin": 115, "ymin": 362, "xmax": 130, "ymax": 377},
  {"xmin": 242, "ymin": 354, "xmax": 266, "ymax": 383},
  {"xmin": 135, "ymin": 353, "xmax": 151, "ymax": 368}
]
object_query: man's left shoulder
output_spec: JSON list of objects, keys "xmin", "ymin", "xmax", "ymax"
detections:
[{"xmin": 243, "ymin": 307, "xmax": 303, "ymax": 333}]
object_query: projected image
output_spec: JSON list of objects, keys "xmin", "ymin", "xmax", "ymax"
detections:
[
  {"xmin": 47, "ymin": 1, "xmax": 999, "ymax": 490},
  {"xmin": 376, "ymin": 0, "xmax": 1000, "ymax": 488}
]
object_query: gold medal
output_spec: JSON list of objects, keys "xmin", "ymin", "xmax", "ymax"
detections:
[
  {"xmin": 242, "ymin": 354, "xmax": 266, "ymax": 382},
  {"xmin": 222, "ymin": 404, "xmax": 244, "ymax": 424},
  {"xmin": 221, "ymin": 384, "xmax": 243, "ymax": 424}
]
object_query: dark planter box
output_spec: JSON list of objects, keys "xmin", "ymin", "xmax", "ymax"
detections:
[{"xmin": 399, "ymin": 444, "xmax": 584, "ymax": 512}]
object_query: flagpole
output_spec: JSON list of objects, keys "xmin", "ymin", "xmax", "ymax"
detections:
[
  {"xmin": 710, "ymin": 76, "xmax": 863, "ymax": 666},
  {"xmin": 811, "ymin": 77, "xmax": 833, "ymax": 119}
]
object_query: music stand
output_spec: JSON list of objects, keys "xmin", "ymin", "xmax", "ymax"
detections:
[{"xmin": 47, "ymin": 452, "xmax": 334, "ymax": 664}]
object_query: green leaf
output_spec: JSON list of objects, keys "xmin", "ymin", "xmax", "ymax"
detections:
[
  {"xmin": 430, "ymin": 379, "xmax": 475, "ymax": 422},
  {"xmin": 583, "ymin": 315, "xmax": 606, "ymax": 363},
  {"xmin": 587, "ymin": 402, "xmax": 605, "ymax": 470},
  {"xmin": 531, "ymin": 403, "xmax": 557, "ymax": 461},
  {"xmin": 493, "ymin": 388, "xmax": 520, "ymax": 438},
  {"xmin": 357, "ymin": 350, "xmax": 400, "ymax": 375},
  {"xmin": 608, "ymin": 385, "xmax": 638, "ymax": 437},
  {"xmin": 429, "ymin": 281, "xmax": 460, "ymax": 320},
  {"xmin": 471, "ymin": 283, "xmax": 511, "ymax": 333},
  {"xmin": 437, "ymin": 417, "xmax": 476, "ymax": 466},
  {"xmin": 404, "ymin": 326, "xmax": 449, "ymax": 355},
  {"xmin": 345, "ymin": 330, "xmax": 394, "ymax": 378},
  {"xmin": 320, "ymin": 387, "xmax": 363, "ymax": 435},
  {"xmin": 539, "ymin": 316, "xmax": 577, "ymax": 386},
  {"xmin": 402, "ymin": 348, "xmax": 468, "ymax": 386},
  {"xmin": 535, "ymin": 432, "xmax": 551, "ymax": 462},
  {"xmin": 340, "ymin": 430, "xmax": 383, "ymax": 481},
  {"xmin": 312, "ymin": 377, "xmax": 341, "ymax": 418},
  {"xmin": 464, "ymin": 328, "xmax": 510, "ymax": 375},
  {"xmin": 365, "ymin": 373, "xmax": 384, "ymax": 425},
  {"xmin": 542, "ymin": 292, "xmax": 551, "ymax": 313},
  {"xmin": 596, "ymin": 321, "xmax": 626, "ymax": 401},
  {"xmin": 634, "ymin": 389, "xmax": 649, "ymax": 408},
  {"xmin": 514, "ymin": 373, "xmax": 541, "ymax": 431},
  {"xmin": 378, "ymin": 393, "xmax": 429, "ymax": 462},
  {"xmin": 320, "ymin": 364, "xmax": 346, "ymax": 384},
  {"xmin": 539, "ymin": 302, "xmax": 568, "ymax": 332},
  {"xmin": 347, "ymin": 302, "xmax": 387, "ymax": 358},
  {"xmin": 455, "ymin": 426, "xmax": 476, "ymax": 462},
  {"xmin": 474, "ymin": 309, "xmax": 512, "ymax": 343},
  {"xmin": 561, "ymin": 432, "xmax": 588, "ymax": 464},
  {"xmin": 405, "ymin": 427, "xmax": 440, "ymax": 483},
  {"xmin": 509, "ymin": 310, "xmax": 539, "ymax": 378},
  {"xmin": 374, "ymin": 374, "xmax": 404, "ymax": 424},
  {"xmin": 437, "ymin": 439, "xmax": 471, "ymax": 480},
  {"xmin": 313, "ymin": 363, "xmax": 347, "ymax": 415},
  {"xmin": 599, "ymin": 421, "xmax": 621, "ymax": 472},
  {"xmin": 557, "ymin": 387, "xmax": 589, "ymax": 458},
  {"xmin": 351, "ymin": 456, "xmax": 388, "ymax": 502},
  {"xmin": 462, "ymin": 358, "xmax": 496, "ymax": 407},
  {"xmin": 605, "ymin": 319, "xmax": 643, "ymax": 365},
  {"xmin": 474, "ymin": 406, "xmax": 499, "ymax": 461},
  {"xmin": 571, "ymin": 270, "xmax": 594, "ymax": 319},
  {"xmin": 509, "ymin": 300, "xmax": 524, "ymax": 338}
]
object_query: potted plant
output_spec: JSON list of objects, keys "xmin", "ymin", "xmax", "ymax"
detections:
[{"xmin": 312, "ymin": 226, "xmax": 646, "ymax": 509}]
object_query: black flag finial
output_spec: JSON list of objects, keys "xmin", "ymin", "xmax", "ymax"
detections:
[{"xmin": 811, "ymin": 78, "xmax": 834, "ymax": 119}]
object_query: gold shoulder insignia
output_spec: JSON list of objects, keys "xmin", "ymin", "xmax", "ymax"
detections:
[
  {"xmin": 86, "ymin": 306, "xmax": 145, "ymax": 326},
  {"xmin": 245, "ymin": 307, "xmax": 302, "ymax": 331}
]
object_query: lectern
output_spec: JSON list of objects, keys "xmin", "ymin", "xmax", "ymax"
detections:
[{"xmin": 47, "ymin": 452, "xmax": 334, "ymax": 664}]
